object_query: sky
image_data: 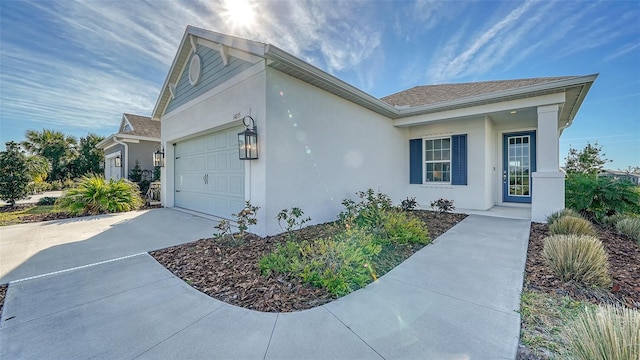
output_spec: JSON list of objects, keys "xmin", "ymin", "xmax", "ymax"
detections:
[{"xmin": 0, "ymin": 0, "xmax": 638, "ymax": 169}]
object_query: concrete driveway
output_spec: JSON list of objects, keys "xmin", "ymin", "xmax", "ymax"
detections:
[{"xmin": 0, "ymin": 212, "xmax": 530, "ymax": 359}]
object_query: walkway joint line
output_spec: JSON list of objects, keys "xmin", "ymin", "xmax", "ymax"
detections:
[
  {"xmin": 323, "ymin": 306, "xmax": 386, "ymax": 360},
  {"xmin": 8, "ymin": 252, "xmax": 148, "ymax": 284},
  {"xmin": 263, "ymin": 313, "xmax": 279, "ymax": 360}
]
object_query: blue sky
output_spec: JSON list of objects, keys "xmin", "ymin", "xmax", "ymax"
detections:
[{"xmin": 1, "ymin": 0, "xmax": 638, "ymax": 169}]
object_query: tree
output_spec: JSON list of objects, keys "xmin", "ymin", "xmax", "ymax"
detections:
[
  {"xmin": 22, "ymin": 129, "xmax": 77, "ymax": 181},
  {"xmin": 70, "ymin": 133, "xmax": 104, "ymax": 178},
  {"xmin": 26, "ymin": 155, "xmax": 51, "ymax": 183},
  {"xmin": 0, "ymin": 141, "xmax": 30, "ymax": 206},
  {"xmin": 564, "ymin": 142, "xmax": 611, "ymax": 176}
]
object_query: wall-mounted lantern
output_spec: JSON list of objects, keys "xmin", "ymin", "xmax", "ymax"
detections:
[
  {"xmin": 153, "ymin": 148, "xmax": 165, "ymax": 167},
  {"xmin": 114, "ymin": 155, "xmax": 122, "ymax": 167},
  {"xmin": 238, "ymin": 116, "xmax": 258, "ymax": 160}
]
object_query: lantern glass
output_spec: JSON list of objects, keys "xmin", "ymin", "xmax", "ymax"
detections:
[
  {"xmin": 238, "ymin": 127, "xmax": 258, "ymax": 160},
  {"xmin": 153, "ymin": 149, "xmax": 164, "ymax": 167},
  {"xmin": 114, "ymin": 156, "xmax": 122, "ymax": 167}
]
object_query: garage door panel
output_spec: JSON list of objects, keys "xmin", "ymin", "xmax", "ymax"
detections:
[{"xmin": 174, "ymin": 127, "xmax": 244, "ymax": 219}]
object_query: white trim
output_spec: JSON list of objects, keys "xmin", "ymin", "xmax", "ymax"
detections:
[
  {"xmin": 121, "ymin": 115, "xmax": 134, "ymax": 132},
  {"xmin": 496, "ymin": 127, "xmax": 537, "ymax": 206},
  {"xmin": 188, "ymin": 54, "xmax": 202, "ymax": 86},
  {"xmin": 422, "ymin": 136, "xmax": 452, "ymax": 184},
  {"xmin": 163, "ymin": 61, "xmax": 265, "ymax": 119},
  {"xmin": 105, "ymin": 151, "xmax": 121, "ymax": 159},
  {"xmin": 169, "ymin": 83, "xmax": 176, "ymax": 99},
  {"xmin": 218, "ymin": 44, "xmax": 229, "ymax": 66},
  {"xmin": 189, "ymin": 34, "xmax": 197, "ymax": 54},
  {"xmin": 197, "ymin": 38, "xmax": 262, "ymax": 64},
  {"xmin": 394, "ymin": 93, "xmax": 566, "ymax": 127}
]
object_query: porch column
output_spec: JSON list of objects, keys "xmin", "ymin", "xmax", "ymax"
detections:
[{"xmin": 531, "ymin": 104, "xmax": 565, "ymax": 222}]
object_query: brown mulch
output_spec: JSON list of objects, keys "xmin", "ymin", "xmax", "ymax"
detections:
[
  {"xmin": 0, "ymin": 284, "xmax": 6, "ymax": 318},
  {"xmin": 524, "ymin": 222, "xmax": 640, "ymax": 309},
  {"xmin": 0, "ymin": 204, "xmax": 162, "ymax": 224},
  {"xmin": 150, "ymin": 211, "xmax": 467, "ymax": 313}
]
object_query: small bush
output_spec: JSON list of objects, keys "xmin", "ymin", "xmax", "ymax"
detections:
[
  {"xmin": 50, "ymin": 180, "xmax": 63, "ymax": 191},
  {"xmin": 542, "ymin": 235, "xmax": 611, "ymax": 287},
  {"xmin": 399, "ymin": 197, "xmax": 418, "ymax": 211},
  {"xmin": 566, "ymin": 305, "xmax": 640, "ymax": 360},
  {"xmin": 37, "ymin": 196, "xmax": 57, "ymax": 206},
  {"xmin": 27, "ymin": 180, "xmax": 52, "ymax": 194},
  {"xmin": 62, "ymin": 178, "xmax": 75, "ymax": 189},
  {"xmin": 601, "ymin": 213, "xmax": 627, "ymax": 228},
  {"xmin": 260, "ymin": 228, "xmax": 381, "ymax": 296},
  {"xmin": 338, "ymin": 189, "xmax": 392, "ymax": 229},
  {"xmin": 277, "ymin": 207, "xmax": 311, "ymax": 238},
  {"xmin": 56, "ymin": 175, "xmax": 143, "ymax": 215},
  {"xmin": 430, "ymin": 198, "xmax": 455, "ymax": 214},
  {"xmin": 616, "ymin": 217, "xmax": 640, "ymax": 243},
  {"xmin": 379, "ymin": 210, "xmax": 430, "ymax": 245},
  {"xmin": 566, "ymin": 173, "xmax": 640, "ymax": 221},
  {"xmin": 546, "ymin": 208, "xmax": 584, "ymax": 225},
  {"xmin": 548, "ymin": 216, "xmax": 597, "ymax": 236}
]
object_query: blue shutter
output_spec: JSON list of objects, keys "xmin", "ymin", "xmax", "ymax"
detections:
[
  {"xmin": 451, "ymin": 134, "xmax": 467, "ymax": 185},
  {"xmin": 409, "ymin": 139, "xmax": 423, "ymax": 184}
]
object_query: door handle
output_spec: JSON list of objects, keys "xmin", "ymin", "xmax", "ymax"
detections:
[{"xmin": 503, "ymin": 170, "xmax": 507, "ymax": 183}]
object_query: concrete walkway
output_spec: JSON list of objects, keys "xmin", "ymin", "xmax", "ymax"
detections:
[{"xmin": 0, "ymin": 213, "xmax": 530, "ymax": 360}]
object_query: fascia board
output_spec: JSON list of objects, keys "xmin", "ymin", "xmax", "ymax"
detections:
[
  {"xmin": 95, "ymin": 134, "xmax": 116, "ymax": 149},
  {"xmin": 152, "ymin": 28, "xmax": 192, "ymax": 120}
]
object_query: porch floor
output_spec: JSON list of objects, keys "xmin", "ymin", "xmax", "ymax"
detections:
[{"xmin": 457, "ymin": 205, "xmax": 531, "ymax": 220}]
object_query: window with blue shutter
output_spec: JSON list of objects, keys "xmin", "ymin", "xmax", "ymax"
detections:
[
  {"xmin": 451, "ymin": 134, "xmax": 467, "ymax": 185},
  {"xmin": 409, "ymin": 139, "xmax": 422, "ymax": 184},
  {"xmin": 409, "ymin": 134, "xmax": 467, "ymax": 185}
]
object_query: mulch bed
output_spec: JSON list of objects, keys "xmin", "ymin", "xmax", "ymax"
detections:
[
  {"xmin": 524, "ymin": 222, "xmax": 640, "ymax": 309},
  {"xmin": 150, "ymin": 211, "xmax": 467, "ymax": 313},
  {"xmin": 0, "ymin": 204, "xmax": 162, "ymax": 224}
]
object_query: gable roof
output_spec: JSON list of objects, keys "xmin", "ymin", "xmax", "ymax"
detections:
[
  {"xmin": 381, "ymin": 77, "xmax": 574, "ymax": 108},
  {"xmin": 120, "ymin": 113, "xmax": 160, "ymax": 138},
  {"xmin": 153, "ymin": 27, "xmax": 597, "ymax": 125}
]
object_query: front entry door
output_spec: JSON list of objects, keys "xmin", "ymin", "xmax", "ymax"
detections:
[{"xmin": 503, "ymin": 131, "xmax": 536, "ymax": 203}]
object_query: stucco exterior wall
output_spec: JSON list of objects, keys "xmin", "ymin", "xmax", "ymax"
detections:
[
  {"xmin": 104, "ymin": 144, "xmax": 124, "ymax": 179},
  {"xmin": 263, "ymin": 68, "xmax": 407, "ymax": 235},
  {"xmin": 405, "ymin": 117, "xmax": 492, "ymax": 211},
  {"xmin": 161, "ymin": 62, "xmax": 267, "ymax": 215},
  {"xmin": 127, "ymin": 141, "xmax": 158, "ymax": 177}
]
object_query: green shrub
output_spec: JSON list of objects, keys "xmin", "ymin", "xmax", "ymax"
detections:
[
  {"xmin": 542, "ymin": 235, "xmax": 611, "ymax": 287},
  {"xmin": 27, "ymin": 180, "xmax": 52, "ymax": 194},
  {"xmin": 56, "ymin": 175, "xmax": 143, "ymax": 215},
  {"xmin": 548, "ymin": 216, "xmax": 597, "ymax": 236},
  {"xmin": 601, "ymin": 213, "xmax": 627, "ymax": 228},
  {"xmin": 62, "ymin": 178, "xmax": 75, "ymax": 189},
  {"xmin": 566, "ymin": 305, "xmax": 640, "ymax": 360},
  {"xmin": 546, "ymin": 208, "xmax": 584, "ymax": 225},
  {"xmin": 277, "ymin": 207, "xmax": 311, "ymax": 240},
  {"xmin": 260, "ymin": 228, "xmax": 382, "ymax": 296},
  {"xmin": 399, "ymin": 197, "xmax": 418, "ymax": 211},
  {"xmin": 50, "ymin": 180, "xmax": 63, "ymax": 191},
  {"xmin": 616, "ymin": 217, "xmax": 640, "ymax": 243},
  {"xmin": 380, "ymin": 210, "xmax": 430, "ymax": 245},
  {"xmin": 37, "ymin": 196, "xmax": 57, "ymax": 206},
  {"xmin": 338, "ymin": 189, "xmax": 392, "ymax": 229},
  {"xmin": 566, "ymin": 173, "xmax": 640, "ymax": 221},
  {"xmin": 430, "ymin": 198, "xmax": 455, "ymax": 214}
]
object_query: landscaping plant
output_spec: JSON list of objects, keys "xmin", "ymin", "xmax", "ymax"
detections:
[
  {"xmin": 0, "ymin": 141, "xmax": 30, "ymax": 206},
  {"xmin": 566, "ymin": 305, "xmax": 640, "ymax": 360},
  {"xmin": 276, "ymin": 207, "xmax": 311, "ymax": 240},
  {"xmin": 615, "ymin": 217, "xmax": 640, "ymax": 244},
  {"xmin": 545, "ymin": 208, "xmax": 584, "ymax": 225},
  {"xmin": 548, "ymin": 216, "xmax": 597, "ymax": 236},
  {"xmin": 399, "ymin": 197, "xmax": 418, "ymax": 211},
  {"xmin": 213, "ymin": 201, "xmax": 260, "ymax": 245},
  {"xmin": 338, "ymin": 188, "xmax": 392, "ymax": 229},
  {"xmin": 37, "ymin": 196, "xmax": 57, "ymax": 206},
  {"xmin": 55, "ymin": 174, "xmax": 143, "ymax": 215},
  {"xmin": 430, "ymin": 198, "xmax": 455, "ymax": 214},
  {"xmin": 565, "ymin": 172, "xmax": 640, "ymax": 221},
  {"xmin": 542, "ymin": 234, "xmax": 611, "ymax": 287}
]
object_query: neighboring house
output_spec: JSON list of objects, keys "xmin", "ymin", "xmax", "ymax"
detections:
[
  {"xmin": 601, "ymin": 169, "xmax": 640, "ymax": 185},
  {"xmin": 96, "ymin": 113, "xmax": 161, "ymax": 180},
  {"xmin": 152, "ymin": 26, "xmax": 597, "ymax": 236}
]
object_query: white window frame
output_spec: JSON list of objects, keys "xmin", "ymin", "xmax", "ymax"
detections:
[{"xmin": 423, "ymin": 137, "xmax": 452, "ymax": 184}]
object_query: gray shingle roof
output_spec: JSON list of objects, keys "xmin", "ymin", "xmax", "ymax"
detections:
[
  {"xmin": 121, "ymin": 113, "xmax": 160, "ymax": 138},
  {"xmin": 381, "ymin": 77, "xmax": 574, "ymax": 107}
]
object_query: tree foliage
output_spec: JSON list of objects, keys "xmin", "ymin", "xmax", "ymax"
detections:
[
  {"xmin": 22, "ymin": 129, "xmax": 77, "ymax": 181},
  {"xmin": 0, "ymin": 141, "xmax": 30, "ymax": 206},
  {"xmin": 564, "ymin": 142, "xmax": 611, "ymax": 176},
  {"xmin": 70, "ymin": 133, "xmax": 104, "ymax": 177},
  {"xmin": 26, "ymin": 155, "xmax": 51, "ymax": 183}
]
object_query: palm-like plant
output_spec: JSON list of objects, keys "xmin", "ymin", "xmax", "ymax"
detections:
[
  {"xmin": 56, "ymin": 175, "xmax": 143, "ymax": 215},
  {"xmin": 22, "ymin": 129, "xmax": 77, "ymax": 181}
]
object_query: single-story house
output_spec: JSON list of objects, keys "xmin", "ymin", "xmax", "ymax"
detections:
[
  {"xmin": 601, "ymin": 169, "xmax": 640, "ymax": 185},
  {"xmin": 96, "ymin": 113, "xmax": 161, "ymax": 180},
  {"xmin": 152, "ymin": 26, "xmax": 597, "ymax": 236}
]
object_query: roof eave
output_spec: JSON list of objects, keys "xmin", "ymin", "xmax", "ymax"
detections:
[{"xmin": 396, "ymin": 74, "xmax": 598, "ymax": 118}]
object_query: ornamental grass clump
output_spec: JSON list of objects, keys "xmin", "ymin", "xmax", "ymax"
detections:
[
  {"xmin": 566, "ymin": 305, "xmax": 640, "ymax": 360},
  {"xmin": 548, "ymin": 216, "xmax": 597, "ymax": 236},
  {"xmin": 56, "ymin": 175, "xmax": 143, "ymax": 215},
  {"xmin": 616, "ymin": 217, "xmax": 640, "ymax": 244},
  {"xmin": 546, "ymin": 208, "xmax": 584, "ymax": 225},
  {"xmin": 542, "ymin": 235, "xmax": 611, "ymax": 287}
]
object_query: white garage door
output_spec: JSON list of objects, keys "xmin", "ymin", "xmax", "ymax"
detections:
[{"xmin": 174, "ymin": 127, "xmax": 244, "ymax": 218}]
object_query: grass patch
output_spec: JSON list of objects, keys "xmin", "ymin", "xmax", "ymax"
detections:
[
  {"xmin": 0, "ymin": 205, "xmax": 60, "ymax": 226},
  {"xmin": 542, "ymin": 235, "xmax": 611, "ymax": 287},
  {"xmin": 519, "ymin": 290, "xmax": 596, "ymax": 358}
]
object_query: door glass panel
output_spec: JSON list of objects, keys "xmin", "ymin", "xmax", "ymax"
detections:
[{"xmin": 508, "ymin": 135, "xmax": 531, "ymax": 197}]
